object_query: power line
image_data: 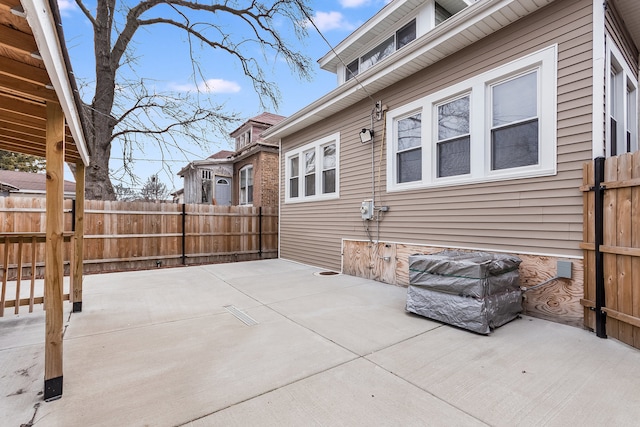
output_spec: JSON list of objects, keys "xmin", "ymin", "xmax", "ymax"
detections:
[
  {"xmin": 111, "ymin": 157, "xmax": 199, "ymax": 163},
  {"xmin": 297, "ymin": 1, "xmax": 377, "ymax": 105}
]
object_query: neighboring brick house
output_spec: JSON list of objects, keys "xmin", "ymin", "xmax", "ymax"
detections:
[
  {"xmin": 178, "ymin": 112, "xmax": 284, "ymax": 207},
  {"xmin": 230, "ymin": 112, "xmax": 284, "ymax": 207}
]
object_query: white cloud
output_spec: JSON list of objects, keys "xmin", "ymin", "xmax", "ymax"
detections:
[
  {"xmin": 339, "ymin": 0, "xmax": 372, "ymax": 7},
  {"xmin": 170, "ymin": 79, "xmax": 241, "ymax": 94},
  {"xmin": 57, "ymin": 0, "xmax": 77, "ymax": 12},
  {"xmin": 310, "ymin": 11, "xmax": 357, "ymax": 32}
]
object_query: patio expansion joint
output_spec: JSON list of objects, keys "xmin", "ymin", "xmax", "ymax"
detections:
[
  {"xmin": 177, "ymin": 356, "xmax": 361, "ymax": 426},
  {"xmin": 364, "ymin": 354, "xmax": 492, "ymax": 427},
  {"xmin": 61, "ymin": 310, "xmax": 235, "ymax": 341},
  {"xmin": 362, "ymin": 324, "xmax": 492, "ymax": 427}
]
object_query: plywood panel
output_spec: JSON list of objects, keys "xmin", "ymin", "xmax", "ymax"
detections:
[{"xmin": 344, "ymin": 240, "xmax": 584, "ymax": 327}]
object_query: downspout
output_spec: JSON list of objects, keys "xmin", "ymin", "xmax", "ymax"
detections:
[{"xmin": 594, "ymin": 157, "xmax": 607, "ymax": 338}]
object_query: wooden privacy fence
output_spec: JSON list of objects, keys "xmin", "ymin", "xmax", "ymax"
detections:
[
  {"xmin": 581, "ymin": 151, "xmax": 640, "ymax": 350},
  {"xmin": 0, "ymin": 198, "xmax": 278, "ymax": 316},
  {"xmin": 82, "ymin": 200, "xmax": 278, "ymax": 271}
]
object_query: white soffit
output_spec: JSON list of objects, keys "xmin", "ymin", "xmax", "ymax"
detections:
[{"xmin": 265, "ymin": 0, "xmax": 555, "ymax": 141}]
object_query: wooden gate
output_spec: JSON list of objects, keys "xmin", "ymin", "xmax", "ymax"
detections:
[{"xmin": 581, "ymin": 151, "xmax": 640, "ymax": 349}]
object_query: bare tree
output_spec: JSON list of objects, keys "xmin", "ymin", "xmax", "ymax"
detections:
[
  {"xmin": 72, "ymin": 0, "xmax": 312, "ymax": 200},
  {"xmin": 113, "ymin": 182, "xmax": 138, "ymax": 201},
  {"xmin": 140, "ymin": 175, "xmax": 169, "ymax": 202}
]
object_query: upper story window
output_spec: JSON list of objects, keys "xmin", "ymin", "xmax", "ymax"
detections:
[
  {"xmin": 285, "ymin": 133, "xmax": 340, "ymax": 203},
  {"xmin": 387, "ymin": 45, "xmax": 557, "ymax": 192},
  {"xmin": 239, "ymin": 165, "xmax": 253, "ymax": 205},
  {"xmin": 236, "ymin": 129, "xmax": 252, "ymax": 150},
  {"xmin": 346, "ymin": 19, "xmax": 416, "ymax": 81},
  {"xmin": 435, "ymin": 3, "xmax": 453, "ymax": 25},
  {"xmin": 607, "ymin": 40, "xmax": 638, "ymax": 157}
]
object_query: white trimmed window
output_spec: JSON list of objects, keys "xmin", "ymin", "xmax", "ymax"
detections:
[
  {"xmin": 345, "ymin": 19, "xmax": 417, "ymax": 82},
  {"xmin": 285, "ymin": 133, "xmax": 340, "ymax": 203},
  {"xmin": 239, "ymin": 165, "xmax": 253, "ymax": 205},
  {"xmin": 387, "ymin": 45, "xmax": 557, "ymax": 191},
  {"xmin": 607, "ymin": 41, "xmax": 638, "ymax": 156}
]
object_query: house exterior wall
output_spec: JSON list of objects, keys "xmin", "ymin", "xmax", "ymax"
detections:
[
  {"xmin": 233, "ymin": 150, "xmax": 279, "ymax": 207},
  {"xmin": 279, "ymin": 0, "xmax": 594, "ymax": 271},
  {"xmin": 606, "ymin": 3, "xmax": 639, "ymax": 76},
  {"xmin": 182, "ymin": 164, "xmax": 232, "ymax": 204}
]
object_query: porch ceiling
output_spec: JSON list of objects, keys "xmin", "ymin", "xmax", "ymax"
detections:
[
  {"xmin": 611, "ymin": 0, "xmax": 640, "ymax": 48},
  {"xmin": 0, "ymin": 0, "xmax": 88, "ymax": 164}
]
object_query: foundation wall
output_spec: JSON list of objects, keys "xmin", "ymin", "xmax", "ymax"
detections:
[{"xmin": 342, "ymin": 240, "xmax": 584, "ymax": 328}]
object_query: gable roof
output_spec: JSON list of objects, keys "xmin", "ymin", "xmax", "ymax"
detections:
[
  {"xmin": 263, "ymin": 0, "xmax": 554, "ymax": 141},
  {"xmin": 207, "ymin": 150, "xmax": 234, "ymax": 160},
  {"xmin": 0, "ymin": 169, "xmax": 75, "ymax": 193},
  {"xmin": 229, "ymin": 112, "xmax": 286, "ymax": 137}
]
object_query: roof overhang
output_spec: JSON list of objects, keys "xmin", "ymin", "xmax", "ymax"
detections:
[
  {"xmin": 0, "ymin": 0, "xmax": 90, "ymax": 165},
  {"xmin": 177, "ymin": 158, "xmax": 233, "ymax": 177},
  {"xmin": 610, "ymin": 0, "xmax": 640, "ymax": 48},
  {"xmin": 319, "ymin": 0, "xmax": 473, "ymax": 72},
  {"xmin": 264, "ymin": 0, "xmax": 555, "ymax": 141}
]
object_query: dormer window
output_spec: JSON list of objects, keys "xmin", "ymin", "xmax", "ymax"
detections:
[
  {"xmin": 236, "ymin": 129, "xmax": 252, "ymax": 150},
  {"xmin": 435, "ymin": 3, "xmax": 454, "ymax": 25},
  {"xmin": 346, "ymin": 59, "xmax": 359, "ymax": 81},
  {"xmin": 345, "ymin": 19, "xmax": 416, "ymax": 81}
]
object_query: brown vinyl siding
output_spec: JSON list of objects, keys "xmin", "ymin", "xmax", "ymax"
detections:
[{"xmin": 280, "ymin": 0, "xmax": 594, "ymax": 271}]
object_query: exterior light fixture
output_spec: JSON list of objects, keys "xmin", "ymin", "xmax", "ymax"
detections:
[{"xmin": 360, "ymin": 128, "xmax": 374, "ymax": 143}]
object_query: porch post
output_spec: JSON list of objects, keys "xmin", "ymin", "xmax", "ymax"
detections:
[
  {"xmin": 73, "ymin": 161, "xmax": 85, "ymax": 312},
  {"xmin": 44, "ymin": 101, "xmax": 65, "ymax": 400}
]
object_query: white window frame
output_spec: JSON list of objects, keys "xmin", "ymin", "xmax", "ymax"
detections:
[
  {"xmin": 344, "ymin": 18, "xmax": 417, "ymax": 83},
  {"xmin": 387, "ymin": 45, "xmax": 557, "ymax": 192},
  {"xmin": 239, "ymin": 165, "xmax": 253, "ymax": 206},
  {"xmin": 606, "ymin": 40, "xmax": 638, "ymax": 157},
  {"xmin": 285, "ymin": 132, "xmax": 340, "ymax": 203}
]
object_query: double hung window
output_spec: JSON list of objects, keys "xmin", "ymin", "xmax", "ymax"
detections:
[
  {"xmin": 387, "ymin": 45, "xmax": 557, "ymax": 191},
  {"xmin": 346, "ymin": 20, "xmax": 416, "ymax": 81},
  {"xmin": 437, "ymin": 95, "xmax": 470, "ymax": 177},
  {"xmin": 239, "ymin": 165, "xmax": 253, "ymax": 205},
  {"xmin": 285, "ymin": 133, "xmax": 340, "ymax": 203},
  {"xmin": 607, "ymin": 42, "xmax": 638, "ymax": 156}
]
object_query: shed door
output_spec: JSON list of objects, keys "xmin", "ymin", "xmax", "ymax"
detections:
[{"xmin": 215, "ymin": 177, "xmax": 231, "ymax": 206}]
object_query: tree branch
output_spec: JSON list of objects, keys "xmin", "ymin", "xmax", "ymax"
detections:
[{"xmin": 74, "ymin": 0, "xmax": 97, "ymax": 27}]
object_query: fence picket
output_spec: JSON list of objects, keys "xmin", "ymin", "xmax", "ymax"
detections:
[{"xmin": 583, "ymin": 151, "xmax": 640, "ymax": 349}]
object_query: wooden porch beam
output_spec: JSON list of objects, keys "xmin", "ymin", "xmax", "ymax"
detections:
[
  {"xmin": 0, "ymin": 24, "xmax": 38, "ymax": 56},
  {"xmin": 44, "ymin": 101, "xmax": 65, "ymax": 401},
  {"xmin": 72, "ymin": 161, "xmax": 85, "ymax": 312}
]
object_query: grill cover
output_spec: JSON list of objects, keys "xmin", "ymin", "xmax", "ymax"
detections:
[{"xmin": 406, "ymin": 251, "xmax": 522, "ymax": 334}]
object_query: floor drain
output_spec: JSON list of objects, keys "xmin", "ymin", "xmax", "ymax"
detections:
[
  {"xmin": 223, "ymin": 305, "xmax": 258, "ymax": 326},
  {"xmin": 315, "ymin": 271, "xmax": 340, "ymax": 276}
]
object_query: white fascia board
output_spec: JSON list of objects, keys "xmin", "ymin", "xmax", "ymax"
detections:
[
  {"xmin": 21, "ymin": 0, "xmax": 90, "ymax": 166},
  {"xmin": 264, "ymin": 0, "xmax": 554, "ymax": 142}
]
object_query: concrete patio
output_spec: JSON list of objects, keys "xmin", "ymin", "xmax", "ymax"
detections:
[{"xmin": 2, "ymin": 259, "xmax": 639, "ymax": 426}]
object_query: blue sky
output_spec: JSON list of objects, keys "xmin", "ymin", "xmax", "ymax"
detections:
[{"xmin": 58, "ymin": 0, "xmax": 392, "ymax": 192}]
